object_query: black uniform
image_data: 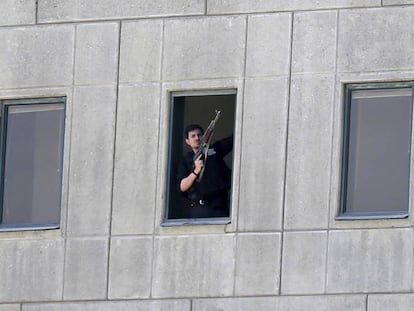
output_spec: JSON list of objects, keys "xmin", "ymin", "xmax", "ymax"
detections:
[{"xmin": 177, "ymin": 136, "xmax": 233, "ymax": 218}]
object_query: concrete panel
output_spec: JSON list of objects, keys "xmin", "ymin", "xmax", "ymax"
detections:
[
  {"xmin": 111, "ymin": 83, "xmax": 160, "ymax": 235},
  {"xmin": 38, "ymin": 0, "xmax": 204, "ymax": 22},
  {"xmin": 368, "ymin": 294, "xmax": 414, "ymax": 311},
  {"xmin": 152, "ymin": 235, "xmax": 235, "ymax": 298},
  {"xmin": 193, "ymin": 297, "xmax": 278, "ymax": 311},
  {"xmin": 384, "ymin": 0, "xmax": 414, "ymax": 3},
  {"xmin": 207, "ymin": 0, "xmax": 380, "ymax": 14},
  {"xmin": 292, "ymin": 11, "xmax": 337, "ymax": 74},
  {"xmin": 327, "ymin": 229, "xmax": 414, "ymax": 293},
  {"xmin": 0, "ymin": 239, "xmax": 64, "ymax": 302},
  {"xmin": 0, "ymin": 306, "xmax": 20, "ymax": 311},
  {"xmin": 337, "ymin": 7, "xmax": 414, "ymax": 72},
  {"xmin": 23, "ymin": 300, "xmax": 190, "ymax": 311},
  {"xmin": 193, "ymin": 295, "xmax": 365, "ymax": 311},
  {"xmin": 281, "ymin": 231, "xmax": 327, "ymax": 294},
  {"xmin": 278, "ymin": 295, "xmax": 366, "ymax": 311},
  {"xmin": 0, "ymin": 25, "xmax": 74, "ymax": 89},
  {"xmin": 235, "ymin": 233, "xmax": 281, "ymax": 295},
  {"xmin": 67, "ymin": 86, "xmax": 117, "ymax": 236},
  {"xmin": 108, "ymin": 237, "xmax": 153, "ymax": 299},
  {"xmin": 284, "ymin": 74, "xmax": 334, "ymax": 230},
  {"xmin": 0, "ymin": 0, "xmax": 35, "ymax": 26},
  {"xmin": 238, "ymin": 77, "xmax": 288, "ymax": 231},
  {"xmin": 63, "ymin": 238, "xmax": 109, "ymax": 300},
  {"xmin": 163, "ymin": 16, "xmax": 246, "ymax": 81},
  {"xmin": 246, "ymin": 13, "xmax": 291, "ymax": 77},
  {"xmin": 75, "ymin": 23, "xmax": 119, "ymax": 85},
  {"xmin": 119, "ymin": 20, "xmax": 163, "ymax": 83}
]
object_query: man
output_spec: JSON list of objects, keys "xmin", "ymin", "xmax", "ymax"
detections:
[{"xmin": 177, "ymin": 124, "xmax": 233, "ymax": 218}]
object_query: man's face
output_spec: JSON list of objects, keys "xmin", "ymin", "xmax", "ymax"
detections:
[{"xmin": 185, "ymin": 129, "xmax": 203, "ymax": 150}]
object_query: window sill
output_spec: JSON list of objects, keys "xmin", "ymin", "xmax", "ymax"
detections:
[
  {"xmin": 161, "ymin": 217, "xmax": 231, "ymax": 227},
  {"xmin": 0, "ymin": 223, "xmax": 60, "ymax": 232},
  {"xmin": 336, "ymin": 211, "xmax": 408, "ymax": 220}
]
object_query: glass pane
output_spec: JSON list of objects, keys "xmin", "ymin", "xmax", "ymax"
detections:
[
  {"xmin": 1, "ymin": 103, "xmax": 65, "ymax": 225},
  {"xmin": 345, "ymin": 88, "xmax": 412, "ymax": 214}
]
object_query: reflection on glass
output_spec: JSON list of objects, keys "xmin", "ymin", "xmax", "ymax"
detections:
[
  {"xmin": 345, "ymin": 88, "xmax": 412, "ymax": 214},
  {"xmin": 2, "ymin": 104, "xmax": 65, "ymax": 225}
]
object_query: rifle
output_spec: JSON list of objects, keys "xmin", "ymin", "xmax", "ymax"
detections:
[{"xmin": 193, "ymin": 110, "xmax": 221, "ymax": 182}]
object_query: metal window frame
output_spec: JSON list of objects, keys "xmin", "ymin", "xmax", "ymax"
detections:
[
  {"xmin": 0, "ymin": 97, "xmax": 66, "ymax": 231},
  {"xmin": 162, "ymin": 89, "xmax": 237, "ymax": 226},
  {"xmin": 337, "ymin": 82, "xmax": 414, "ymax": 220}
]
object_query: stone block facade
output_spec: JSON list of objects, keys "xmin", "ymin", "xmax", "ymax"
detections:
[{"xmin": 1, "ymin": 1, "xmax": 414, "ymax": 310}]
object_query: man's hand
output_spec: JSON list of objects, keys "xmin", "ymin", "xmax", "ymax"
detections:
[
  {"xmin": 180, "ymin": 154, "xmax": 204, "ymax": 192},
  {"xmin": 193, "ymin": 154, "xmax": 204, "ymax": 175}
]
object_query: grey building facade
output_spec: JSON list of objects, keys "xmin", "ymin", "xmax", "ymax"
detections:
[{"xmin": 1, "ymin": 0, "xmax": 414, "ymax": 310}]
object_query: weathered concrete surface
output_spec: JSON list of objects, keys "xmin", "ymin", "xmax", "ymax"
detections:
[
  {"xmin": 111, "ymin": 83, "xmax": 161, "ymax": 235},
  {"xmin": 163, "ymin": 16, "xmax": 246, "ymax": 81},
  {"xmin": 238, "ymin": 77, "xmax": 288, "ymax": 231},
  {"xmin": 0, "ymin": 25, "xmax": 74, "ymax": 89},
  {"xmin": 0, "ymin": 305, "xmax": 20, "ymax": 311},
  {"xmin": 0, "ymin": 239, "xmax": 64, "ymax": 302},
  {"xmin": 235, "ymin": 233, "xmax": 281, "ymax": 295},
  {"xmin": 368, "ymin": 294, "xmax": 414, "ymax": 311},
  {"xmin": 38, "ymin": 0, "xmax": 205, "ymax": 22},
  {"xmin": 281, "ymin": 231, "xmax": 327, "ymax": 294},
  {"xmin": 327, "ymin": 229, "xmax": 414, "ymax": 293},
  {"xmin": 292, "ymin": 11, "xmax": 337, "ymax": 74},
  {"xmin": 63, "ymin": 238, "xmax": 109, "ymax": 300},
  {"xmin": 67, "ymin": 86, "xmax": 117, "ymax": 236},
  {"xmin": 193, "ymin": 295, "xmax": 366, "ymax": 311},
  {"xmin": 108, "ymin": 237, "xmax": 153, "ymax": 299},
  {"xmin": 152, "ymin": 235, "xmax": 235, "ymax": 298},
  {"xmin": 0, "ymin": 0, "xmax": 35, "ymax": 26},
  {"xmin": 384, "ymin": 0, "xmax": 414, "ymax": 3},
  {"xmin": 74, "ymin": 22, "xmax": 119, "ymax": 85},
  {"xmin": 245, "ymin": 13, "xmax": 291, "ymax": 77},
  {"xmin": 337, "ymin": 7, "xmax": 414, "ymax": 72},
  {"xmin": 207, "ymin": 0, "xmax": 380, "ymax": 14},
  {"xmin": 284, "ymin": 74, "xmax": 334, "ymax": 230},
  {"xmin": 119, "ymin": 20, "xmax": 163, "ymax": 83},
  {"xmin": 22, "ymin": 300, "xmax": 190, "ymax": 311}
]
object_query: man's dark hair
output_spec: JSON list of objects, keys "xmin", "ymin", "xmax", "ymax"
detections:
[{"xmin": 184, "ymin": 124, "xmax": 204, "ymax": 138}]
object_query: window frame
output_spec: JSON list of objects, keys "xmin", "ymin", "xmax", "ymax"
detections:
[
  {"xmin": 162, "ymin": 89, "xmax": 237, "ymax": 226},
  {"xmin": 0, "ymin": 97, "xmax": 66, "ymax": 231},
  {"xmin": 338, "ymin": 82, "xmax": 414, "ymax": 220}
]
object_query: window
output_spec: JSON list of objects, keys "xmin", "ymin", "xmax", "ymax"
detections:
[
  {"xmin": 164, "ymin": 90, "xmax": 236, "ymax": 225},
  {"xmin": 339, "ymin": 82, "xmax": 413, "ymax": 219},
  {"xmin": 0, "ymin": 97, "xmax": 65, "ymax": 230}
]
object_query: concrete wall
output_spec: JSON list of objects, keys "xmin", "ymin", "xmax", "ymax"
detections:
[{"xmin": 1, "ymin": 0, "xmax": 414, "ymax": 310}]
